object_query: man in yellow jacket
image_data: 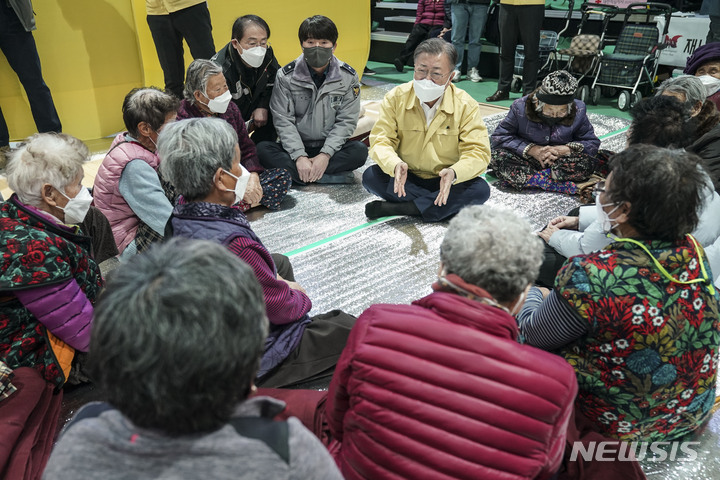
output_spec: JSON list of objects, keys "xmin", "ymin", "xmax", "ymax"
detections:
[{"xmin": 363, "ymin": 38, "xmax": 491, "ymax": 222}]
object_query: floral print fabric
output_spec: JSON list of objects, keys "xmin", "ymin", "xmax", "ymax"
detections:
[
  {"xmin": 0, "ymin": 197, "xmax": 103, "ymax": 387},
  {"xmin": 555, "ymin": 236, "xmax": 720, "ymax": 441},
  {"xmin": 490, "ymin": 148, "xmax": 596, "ymax": 192}
]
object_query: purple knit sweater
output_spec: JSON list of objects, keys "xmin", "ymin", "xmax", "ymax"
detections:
[{"xmin": 177, "ymin": 100, "xmax": 264, "ymax": 173}]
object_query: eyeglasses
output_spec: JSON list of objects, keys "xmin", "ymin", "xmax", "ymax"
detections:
[
  {"xmin": 242, "ymin": 40, "xmax": 269, "ymax": 48},
  {"xmin": 592, "ymin": 181, "xmax": 606, "ymax": 198},
  {"xmin": 414, "ymin": 68, "xmax": 449, "ymax": 83}
]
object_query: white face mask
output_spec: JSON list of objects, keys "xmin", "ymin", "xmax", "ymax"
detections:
[
  {"xmin": 595, "ymin": 195, "xmax": 621, "ymax": 233},
  {"xmin": 205, "ymin": 90, "xmax": 233, "ymax": 114},
  {"xmin": 58, "ymin": 186, "xmax": 93, "ymax": 224},
  {"xmin": 697, "ymin": 74, "xmax": 720, "ymax": 97},
  {"xmin": 413, "ymin": 77, "xmax": 448, "ymax": 104},
  {"xmin": 240, "ymin": 46, "xmax": 267, "ymax": 68},
  {"xmin": 222, "ymin": 164, "xmax": 251, "ymax": 204}
]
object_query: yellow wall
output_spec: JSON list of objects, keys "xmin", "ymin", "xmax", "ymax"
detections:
[{"xmin": 1, "ymin": 1, "xmax": 369, "ymax": 143}]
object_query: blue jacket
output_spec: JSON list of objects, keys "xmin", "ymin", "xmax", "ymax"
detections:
[
  {"xmin": 491, "ymin": 95, "xmax": 600, "ymax": 158},
  {"xmin": 168, "ymin": 201, "xmax": 310, "ymax": 378}
]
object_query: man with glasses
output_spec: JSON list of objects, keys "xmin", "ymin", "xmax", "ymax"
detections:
[
  {"xmin": 535, "ymin": 95, "xmax": 720, "ymax": 288},
  {"xmin": 363, "ymin": 38, "xmax": 491, "ymax": 222},
  {"xmin": 213, "ymin": 15, "xmax": 280, "ymax": 144}
]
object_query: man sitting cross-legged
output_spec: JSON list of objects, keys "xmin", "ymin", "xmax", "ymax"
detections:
[{"xmin": 363, "ymin": 38, "xmax": 491, "ymax": 222}]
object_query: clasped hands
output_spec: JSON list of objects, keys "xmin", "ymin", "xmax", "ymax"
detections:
[
  {"xmin": 242, "ymin": 172, "xmax": 263, "ymax": 207},
  {"xmin": 527, "ymin": 144, "xmax": 572, "ymax": 168},
  {"xmin": 537, "ymin": 215, "xmax": 579, "ymax": 243},
  {"xmin": 393, "ymin": 161, "xmax": 455, "ymax": 207},
  {"xmin": 297, "ymin": 153, "xmax": 331, "ymax": 183}
]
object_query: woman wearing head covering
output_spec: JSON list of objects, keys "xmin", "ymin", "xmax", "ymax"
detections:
[
  {"xmin": 490, "ymin": 70, "xmax": 601, "ymax": 194},
  {"xmin": 158, "ymin": 117, "xmax": 355, "ymax": 389},
  {"xmin": 0, "ymin": 133, "xmax": 103, "ymax": 475},
  {"xmin": 519, "ymin": 145, "xmax": 720, "ymax": 442},
  {"xmin": 176, "ymin": 59, "xmax": 291, "ymax": 213},
  {"xmin": 684, "ymin": 42, "xmax": 720, "ymax": 111}
]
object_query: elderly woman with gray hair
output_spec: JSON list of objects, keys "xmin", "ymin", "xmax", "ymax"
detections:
[
  {"xmin": 0, "ymin": 133, "xmax": 104, "ymax": 475},
  {"xmin": 176, "ymin": 59, "xmax": 290, "ymax": 212},
  {"xmin": 326, "ymin": 205, "xmax": 578, "ymax": 480},
  {"xmin": 44, "ymin": 239, "xmax": 343, "ymax": 479},
  {"xmin": 656, "ymin": 74, "xmax": 720, "ymax": 193},
  {"xmin": 94, "ymin": 87, "xmax": 180, "ymax": 258},
  {"xmin": 158, "ymin": 117, "xmax": 354, "ymax": 388}
]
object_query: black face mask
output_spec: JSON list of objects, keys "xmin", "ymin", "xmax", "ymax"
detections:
[
  {"xmin": 303, "ymin": 46, "xmax": 333, "ymax": 69},
  {"xmin": 539, "ymin": 112, "xmax": 565, "ymax": 127}
]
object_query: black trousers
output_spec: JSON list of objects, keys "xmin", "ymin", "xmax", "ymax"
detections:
[
  {"xmin": 536, "ymin": 206, "xmax": 579, "ymax": 288},
  {"xmin": 397, "ymin": 24, "xmax": 450, "ymax": 65},
  {"xmin": 256, "ymin": 140, "xmax": 368, "ymax": 186},
  {"xmin": 0, "ymin": 2, "xmax": 61, "ymax": 146},
  {"xmin": 536, "ymin": 242, "xmax": 568, "ymax": 288},
  {"xmin": 497, "ymin": 4, "xmax": 544, "ymax": 95},
  {"xmin": 146, "ymin": 2, "xmax": 215, "ymax": 98},
  {"xmin": 362, "ymin": 164, "xmax": 491, "ymax": 222},
  {"xmin": 258, "ymin": 254, "xmax": 356, "ymax": 389}
]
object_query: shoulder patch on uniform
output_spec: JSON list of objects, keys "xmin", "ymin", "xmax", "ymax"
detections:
[
  {"xmin": 352, "ymin": 84, "xmax": 361, "ymax": 99},
  {"xmin": 341, "ymin": 63, "xmax": 356, "ymax": 75},
  {"xmin": 282, "ymin": 61, "xmax": 297, "ymax": 75}
]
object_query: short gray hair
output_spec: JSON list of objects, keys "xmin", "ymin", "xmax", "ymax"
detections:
[
  {"xmin": 413, "ymin": 38, "xmax": 458, "ymax": 70},
  {"xmin": 656, "ymin": 75, "xmax": 707, "ymax": 109},
  {"xmin": 183, "ymin": 59, "xmax": 223, "ymax": 103},
  {"xmin": 89, "ymin": 238, "xmax": 268, "ymax": 435},
  {"xmin": 440, "ymin": 205, "xmax": 544, "ymax": 302},
  {"xmin": 7, "ymin": 133, "xmax": 88, "ymax": 207},
  {"xmin": 158, "ymin": 117, "xmax": 238, "ymax": 201},
  {"xmin": 122, "ymin": 87, "xmax": 179, "ymax": 138}
]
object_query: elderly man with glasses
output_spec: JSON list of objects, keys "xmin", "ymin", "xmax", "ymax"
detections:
[{"xmin": 362, "ymin": 38, "xmax": 491, "ymax": 222}]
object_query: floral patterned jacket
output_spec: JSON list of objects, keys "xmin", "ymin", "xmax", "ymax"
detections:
[
  {"xmin": 555, "ymin": 236, "xmax": 720, "ymax": 441},
  {"xmin": 0, "ymin": 196, "xmax": 103, "ymax": 388}
]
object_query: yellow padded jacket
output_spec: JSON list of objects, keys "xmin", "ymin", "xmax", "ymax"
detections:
[
  {"xmin": 369, "ymin": 82, "xmax": 490, "ymax": 184},
  {"xmin": 145, "ymin": 0, "xmax": 206, "ymax": 15}
]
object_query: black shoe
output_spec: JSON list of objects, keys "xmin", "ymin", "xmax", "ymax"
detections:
[
  {"xmin": 316, "ymin": 172, "xmax": 355, "ymax": 184},
  {"xmin": 365, "ymin": 200, "xmax": 421, "ymax": 219},
  {"xmin": 393, "ymin": 58, "xmax": 405, "ymax": 73},
  {"xmin": 363, "ymin": 67, "xmax": 376, "ymax": 76},
  {"xmin": 486, "ymin": 90, "xmax": 510, "ymax": 102}
]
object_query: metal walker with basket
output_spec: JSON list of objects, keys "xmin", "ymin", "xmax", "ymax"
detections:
[
  {"xmin": 553, "ymin": 2, "xmax": 621, "ymax": 105},
  {"xmin": 590, "ymin": 2, "xmax": 673, "ymax": 111}
]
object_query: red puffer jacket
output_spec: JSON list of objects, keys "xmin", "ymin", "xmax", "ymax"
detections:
[
  {"xmin": 416, "ymin": 0, "xmax": 445, "ymax": 26},
  {"xmin": 326, "ymin": 276, "xmax": 578, "ymax": 480}
]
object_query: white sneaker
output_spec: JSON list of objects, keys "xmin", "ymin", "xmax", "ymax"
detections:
[
  {"xmin": 451, "ymin": 69, "xmax": 461, "ymax": 82},
  {"xmin": 468, "ymin": 67, "xmax": 482, "ymax": 83}
]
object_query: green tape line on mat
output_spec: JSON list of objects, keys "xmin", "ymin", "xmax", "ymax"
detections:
[
  {"xmin": 599, "ymin": 126, "xmax": 629, "ymax": 140},
  {"xmin": 284, "ymin": 124, "xmax": 628, "ymax": 257},
  {"xmin": 284, "ymin": 216, "xmax": 399, "ymax": 257}
]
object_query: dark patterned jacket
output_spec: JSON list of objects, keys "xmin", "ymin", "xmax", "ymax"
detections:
[
  {"xmin": 213, "ymin": 44, "xmax": 280, "ymax": 122},
  {"xmin": 0, "ymin": 196, "xmax": 103, "ymax": 388}
]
